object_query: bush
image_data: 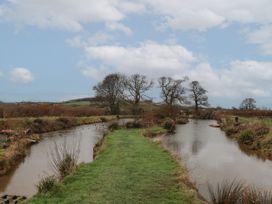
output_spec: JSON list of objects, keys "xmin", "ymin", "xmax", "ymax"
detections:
[
  {"xmin": 37, "ymin": 176, "xmax": 57, "ymax": 194},
  {"xmin": 239, "ymin": 130, "xmax": 254, "ymax": 144},
  {"xmin": 224, "ymin": 127, "xmax": 238, "ymax": 136},
  {"xmin": 125, "ymin": 120, "xmax": 145, "ymax": 129},
  {"xmin": 176, "ymin": 118, "xmax": 188, "ymax": 124},
  {"xmin": 162, "ymin": 118, "xmax": 176, "ymax": 133},
  {"xmin": 100, "ymin": 117, "xmax": 108, "ymax": 122},
  {"xmin": 0, "ymin": 103, "xmax": 105, "ymax": 118}
]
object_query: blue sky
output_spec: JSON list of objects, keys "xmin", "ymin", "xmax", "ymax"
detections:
[{"xmin": 1, "ymin": 0, "xmax": 272, "ymax": 108}]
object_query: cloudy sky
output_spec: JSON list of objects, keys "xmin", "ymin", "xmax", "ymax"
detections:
[{"xmin": 1, "ymin": 0, "xmax": 272, "ymax": 107}]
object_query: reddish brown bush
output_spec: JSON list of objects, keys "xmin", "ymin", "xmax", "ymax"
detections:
[{"xmin": 0, "ymin": 103, "xmax": 105, "ymax": 118}]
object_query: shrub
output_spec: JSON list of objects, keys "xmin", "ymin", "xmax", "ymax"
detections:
[
  {"xmin": 125, "ymin": 120, "xmax": 145, "ymax": 129},
  {"xmin": 37, "ymin": 176, "xmax": 57, "ymax": 194},
  {"xmin": 239, "ymin": 130, "xmax": 254, "ymax": 144},
  {"xmin": 224, "ymin": 127, "xmax": 238, "ymax": 136},
  {"xmin": 162, "ymin": 118, "xmax": 176, "ymax": 133},
  {"xmin": 175, "ymin": 118, "xmax": 188, "ymax": 124},
  {"xmin": 100, "ymin": 117, "xmax": 108, "ymax": 122},
  {"xmin": 0, "ymin": 103, "xmax": 105, "ymax": 118}
]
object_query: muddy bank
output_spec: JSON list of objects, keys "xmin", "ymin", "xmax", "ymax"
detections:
[{"xmin": 0, "ymin": 116, "xmax": 117, "ymax": 176}]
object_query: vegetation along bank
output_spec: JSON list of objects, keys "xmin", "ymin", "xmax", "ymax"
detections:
[{"xmin": 0, "ymin": 116, "xmax": 117, "ymax": 176}]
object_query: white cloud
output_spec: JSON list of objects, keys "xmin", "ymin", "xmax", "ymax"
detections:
[
  {"xmin": 187, "ymin": 61, "xmax": 272, "ymax": 98},
  {"xmin": 80, "ymin": 66, "xmax": 109, "ymax": 80},
  {"xmin": 142, "ymin": 0, "xmax": 272, "ymax": 31},
  {"xmin": 82, "ymin": 42, "xmax": 272, "ymax": 100},
  {"xmin": 10, "ymin": 68, "xmax": 34, "ymax": 83},
  {"xmin": 85, "ymin": 42, "xmax": 196, "ymax": 77},
  {"xmin": 2, "ymin": 0, "xmax": 272, "ymax": 54},
  {"xmin": 66, "ymin": 32, "xmax": 112, "ymax": 49},
  {"xmin": 106, "ymin": 22, "xmax": 133, "ymax": 36},
  {"xmin": 0, "ymin": 0, "xmax": 142, "ymax": 33},
  {"xmin": 1, "ymin": 0, "xmax": 272, "ymax": 32},
  {"xmin": 247, "ymin": 25, "xmax": 272, "ymax": 55}
]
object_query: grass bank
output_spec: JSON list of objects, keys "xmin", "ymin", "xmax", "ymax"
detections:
[
  {"xmin": 0, "ymin": 116, "xmax": 117, "ymax": 175},
  {"xmin": 28, "ymin": 129, "xmax": 205, "ymax": 204},
  {"xmin": 220, "ymin": 116, "xmax": 272, "ymax": 160}
]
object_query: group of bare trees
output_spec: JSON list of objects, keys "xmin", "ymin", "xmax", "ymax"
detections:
[{"xmin": 93, "ymin": 73, "xmax": 209, "ymax": 114}]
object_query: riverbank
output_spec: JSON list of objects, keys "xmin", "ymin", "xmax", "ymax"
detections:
[
  {"xmin": 0, "ymin": 116, "xmax": 117, "ymax": 175},
  {"xmin": 28, "ymin": 128, "xmax": 205, "ymax": 204},
  {"xmin": 219, "ymin": 116, "xmax": 272, "ymax": 160}
]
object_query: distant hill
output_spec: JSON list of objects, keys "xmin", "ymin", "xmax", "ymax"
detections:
[{"xmin": 61, "ymin": 97, "xmax": 105, "ymax": 107}]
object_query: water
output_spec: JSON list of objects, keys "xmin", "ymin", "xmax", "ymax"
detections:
[
  {"xmin": 160, "ymin": 119, "xmax": 272, "ymax": 200},
  {"xmin": 0, "ymin": 123, "xmax": 107, "ymax": 197}
]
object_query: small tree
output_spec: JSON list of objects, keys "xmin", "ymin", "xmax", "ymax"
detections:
[
  {"xmin": 93, "ymin": 73, "xmax": 126, "ymax": 114},
  {"xmin": 189, "ymin": 81, "xmax": 209, "ymax": 111},
  {"xmin": 125, "ymin": 74, "xmax": 153, "ymax": 114},
  {"xmin": 158, "ymin": 76, "xmax": 187, "ymax": 117},
  {"xmin": 240, "ymin": 98, "xmax": 256, "ymax": 110}
]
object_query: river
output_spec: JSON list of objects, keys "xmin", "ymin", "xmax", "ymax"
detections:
[
  {"xmin": 0, "ymin": 123, "xmax": 108, "ymax": 197},
  {"xmin": 160, "ymin": 119, "xmax": 272, "ymax": 200}
]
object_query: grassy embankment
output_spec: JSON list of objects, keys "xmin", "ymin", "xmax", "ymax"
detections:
[
  {"xmin": 220, "ymin": 116, "xmax": 272, "ymax": 160},
  {"xmin": 28, "ymin": 128, "xmax": 205, "ymax": 204},
  {"xmin": 0, "ymin": 116, "xmax": 117, "ymax": 175}
]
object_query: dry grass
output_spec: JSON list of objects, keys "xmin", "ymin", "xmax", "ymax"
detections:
[
  {"xmin": 49, "ymin": 139, "xmax": 80, "ymax": 179},
  {"xmin": 208, "ymin": 180, "xmax": 244, "ymax": 204},
  {"xmin": 208, "ymin": 180, "xmax": 272, "ymax": 204}
]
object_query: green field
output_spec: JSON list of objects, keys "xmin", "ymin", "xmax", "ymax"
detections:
[{"xmin": 28, "ymin": 129, "xmax": 203, "ymax": 204}]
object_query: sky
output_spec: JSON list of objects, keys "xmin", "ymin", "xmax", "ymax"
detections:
[{"xmin": 0, "ymin": 0, "xmax": 272, "ymax": 108}]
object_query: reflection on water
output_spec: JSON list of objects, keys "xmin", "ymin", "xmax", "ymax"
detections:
[
  {"xmin": 161, "ymin": 119, "xmax": 272, "ymax": 200},
  {"xmin": 0, "ymin": 123, "xmax": 107, "ymax": 197}
]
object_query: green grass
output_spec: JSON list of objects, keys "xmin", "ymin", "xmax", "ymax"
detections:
[
  {"xmin": 28, "ymin": 129, "xmax": 203, "ymax": 204},
  {"xmin": 223, "ymin": 116, "xmax": 272, "ymax": 159},
  {"xmin": 148, "ymin": 126, "xmax": 168, "ymax": 134}
]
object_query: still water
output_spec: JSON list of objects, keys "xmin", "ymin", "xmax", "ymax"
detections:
[
  {"xmin": 0, "ymin": 123, "xmax": 107, "ymax": 197},
  {"xmin": 160, "ymin": 119, "xmax": 272, "ymax": 200}
]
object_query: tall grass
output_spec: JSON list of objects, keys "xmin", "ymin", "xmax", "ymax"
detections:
[
  {"xmin": 242, "ymin": 187, "xmax": 272, "ymax": 204},
  {"xmin": 36, "ymin": 176, "xmax": 57, "ymax": 194},
  {"xmin": 49, "ymin": 139, "xmax": 80, "ymax": 179},
  {"xmin": 208, "ymin": 180, "xmax": 244, "ymax": 204},
  {"xmin": 208, "ymin": 180, "xmax": 272, "ymax": 204}
]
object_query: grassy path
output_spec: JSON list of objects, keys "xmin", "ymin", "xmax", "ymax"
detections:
[{"xmin": 28, "ymin": 129, "xmax": 204, "ymax": 204}]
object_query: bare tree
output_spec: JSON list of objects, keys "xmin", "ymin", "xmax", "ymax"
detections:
[
  {"xmin": 240, "ymin": 98, "xmax": 256, "ymax": 110},
  {"xmin": 158, "ymin": 76, "xmax": 187, "ymax": 106},
  {"xmin": 93, "ymin": 73, "xmax": 126, "ymax": 114},
  {"xmin": 125, "ymin": 74, "xmax": 153, "ymax": 105},
  {"xmin": 189, "ymin": 81, "xmax": 209, "ymax": 111}
]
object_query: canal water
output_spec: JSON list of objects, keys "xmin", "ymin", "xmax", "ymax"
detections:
[
  {"xmin": 1, "ymin": 119, "xmax": 272, "ymax": 200},
  {"xmin": 160, "ymin": 119, "xmax": 272, "ymax": 200},
  {"xmin": 0, "ymin": 123, "xmax": 108, "ymax": 197}
]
